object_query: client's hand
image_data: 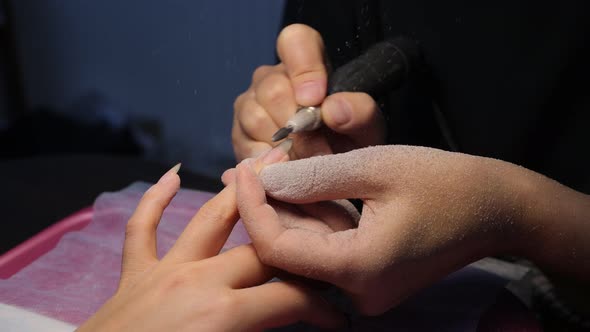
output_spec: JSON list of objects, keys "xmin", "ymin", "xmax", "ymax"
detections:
[
  {"xmin": 78, "ymin": 149, "xmax": 344, "ymax": 331},
  {"xmin": 236, "ymin": 145, "xmax": 576, "ymax": 315}
]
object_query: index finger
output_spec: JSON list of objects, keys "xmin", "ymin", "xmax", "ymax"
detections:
[
  {"xmin": 164, "ymin": 140, "xmax": 293, "ymax": 264},
  {"xmin": 277, "ymin": 24, "xmax": 328, "ymax": 106}
]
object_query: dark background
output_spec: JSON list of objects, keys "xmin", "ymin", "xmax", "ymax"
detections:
[{"xmin": 0, "ymin": 1, "xmax": 285, "ymax": 253}]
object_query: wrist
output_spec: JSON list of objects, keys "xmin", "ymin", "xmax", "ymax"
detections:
[
  {"xmin": 473, "ymin": 159, "xmax": 536, "ymax": 257},
  {"xmin": 501, "ymin": 164, "xmax": 546, "ymax": 257},
  {"xmin": 511, "ymin": 166, "xmax": 590, "ymax": 280}
]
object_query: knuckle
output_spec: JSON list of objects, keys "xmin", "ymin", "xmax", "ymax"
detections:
[
  {"xmin": 124, "ymin": 220, "xmax": 142, "ymax": 238},
  {"xmin": 161, "ymin": 269, "xmax": 193, "ymax": 293},
  {"xmin": 126, "ymin": 217, "xmax": 153, "ymax": 239},
  {"xmin": 214, "ymin": 291, "xmax": 240, "ymax": 312},
  {"xmin": 256, "ymin": 241, "xmax": 281, "ymax": 267},
  {"xmin": 252, "ymin": 65, "xmax": 273, "ymax": 83},
  {"xmin": 196, "ymin": 200, "xmax": 228, "ymax": 223},
  {"xmin": 290, "ymin": 63, "xmax": 326, "ymax": 83},
  {"xmin": 125, "ymin": 221, "xmax": 155, "ymax": 241},
  {"xmin": 241, "ymin": 104, "xmax": 270, "ymax": 134},
  {"xmin": 140, "ymin": 186, "xmax": 164, "ymax": 206},
  {"xmin": 234, "ymin": 92, "xmax": 270, "ymax": 134},
  {"xmin": 233, "ymin": 92, "xmax": 247, "ymax": 113},
  {"xmin": 234, "ymin": 90, "xmax": 256, "ymax": 115},
  {"xmin": 231, "ymin": 126, "xmax": 242, "ymax": 146},
  {"xmin": 256, "ymin": 74, "xmax": 291, "ymax": 106}
]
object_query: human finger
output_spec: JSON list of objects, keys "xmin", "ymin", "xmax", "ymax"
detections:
[
  {"xmin": 296, "ymin": 200, "xmax": 360, "ymax": 232},
  {"xmin": 210, "ymin": 244, "xmax": 275, "ymax": 288},
  {"xmin": 165, "ymin": 141, "xmax": 292, "ymax": 263},
  {"xmin": 163, "ymin": 181, "xmax": 239, "ymax": 263},
  {"xmin": 321, "ymin": 92, "xmax": 386, "ymax": 147},
  {"xmin": 236, "ymin": 281, "xmax": 345, "ymax": 330},
  {"xmin": 251, "ymin": 65, "xmax": 274, "ymax": 85},
  {"xmin": 276, "ymin": 24, "xmax": 328, "ymax": 106},
  {"xmin": 221, "ymin": 168, "xmax": 236, "ymax": 186},
  {"xmin": 235, "ymin": 91, "xmax": 281, "ymax": 146},
  {"xmin": 260, "ymin": 147, "xmax": 391, "ymax": 203},
  {"xmin": 232, "ymin": 92, "xmax": 277, "ymax": 160},
  {"xmin": 121, "ymin": 164, "xmax": 180, "ymax": 282},
  {"xmin": 254, "ymin": 70, "xmax": 298, "ymax": 132}
]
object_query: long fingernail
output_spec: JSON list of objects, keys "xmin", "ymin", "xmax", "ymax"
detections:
[
  {"xmin": 252, "ymin": 147, "xmax": 272, "ymax": 158},
  {"xmin": 261, "ymin": 138, "xmax": 293, "ymax": 165},
  {"xmin": 158, "ymin": 162, "xmax": 181, "ymax": 183},
  {"xmin": 170, "ymin": 163, "xmax": 182, "ymax": 174}
]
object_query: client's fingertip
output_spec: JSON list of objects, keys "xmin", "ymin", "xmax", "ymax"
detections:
[
  {"xmin": 256, "ymin": 138, "xmax": 293, "ymax": 171},
  {"xmin": 237, "ymin": 157, "xmax": 255, "ymax": 169},
  {"xmin": 236, "ymin": 158, "xmax": 257, "ymax": 184},
  {"xmin": 221, "ymin": 168, "xmax": 236, "ymax": 186},
  {"xmin": 157, "ymin": 163, "xmax": 182, "ymax": 186},
  {"xmin": 133, "ymin": 165, "xmax": 181, "ymax": 229}
]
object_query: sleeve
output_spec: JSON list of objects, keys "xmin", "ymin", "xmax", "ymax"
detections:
[{"xmin": 281, "ymin": 0, "xmax": 444, "ymax": 148}]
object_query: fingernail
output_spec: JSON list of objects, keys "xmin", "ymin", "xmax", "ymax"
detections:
[
  {"xmin": 220, "ymin": 168, "xmax": 235, "ymax": 186},
  {"xmin": 252, "ymin": 147, "xmax": 272, "ymax": 158},
  {"xmin": 261, "ymin": 138, "xmax": 293, "ymax": 165},
  {"xmin": 158, "ymin": 162, "xmax": 181, "ymax": 183},
  {"xmin": 327, "ymin": 97, "xmax": 352, "ymax": 126},
  {"xmin": 170, "ymin": 163, "xmax": 182, "ymax": 174},
  {"xmin": 237, "ymin": 158, "xmax": 257, "ymax": 175},
  {"xmin": 296, "ymin": 81, "xmax": 322, "ymax": 105},
  {"xmin": 238, "ymin": 158, "xmax": 255, "ymax": 169}
]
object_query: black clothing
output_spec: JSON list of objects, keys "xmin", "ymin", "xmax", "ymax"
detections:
[{"xmin": 283, "ymin": 0, "xmax": 590, "ymax": 193}]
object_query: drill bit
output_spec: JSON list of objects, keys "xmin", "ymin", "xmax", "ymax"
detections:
[
  {"xmin": 271, "ymin": 106, "xmax": 322, "ymax": 142},
  {"xmin": 271, "ymin": 126, "xmax": 294, "ymax": 142}
]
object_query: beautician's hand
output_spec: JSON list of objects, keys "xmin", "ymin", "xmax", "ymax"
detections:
[
  {"xmin": 232, "ymin": 23, "xmax": 385, "ymax": 161},
  {"xmin": 236, "ymin": 145, "xmax": 590, "ymax": 315},
  {"xmin": 78, "ymin": 152, "xmax": 344, "ymax": 331}
]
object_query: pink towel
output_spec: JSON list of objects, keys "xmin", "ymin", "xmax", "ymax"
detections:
[{"xmin": 0, "ymin": 182, "xmax": 250, "ymax": 325}]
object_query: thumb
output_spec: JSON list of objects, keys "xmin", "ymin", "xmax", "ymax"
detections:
[
  {"xmin": 235, "ymin": 158, "xmax": 359, "ymax": 284},
  {"xmin": 277, "ymin": 24, "xmax": 328, "ymax": 106},
  {"xmin": 260, "ymin": 146, "xmax": 390, "ymax": 203},
  {"xmin": 321, "ymin": 92, "xmax": 386, "ymax": 147}
]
